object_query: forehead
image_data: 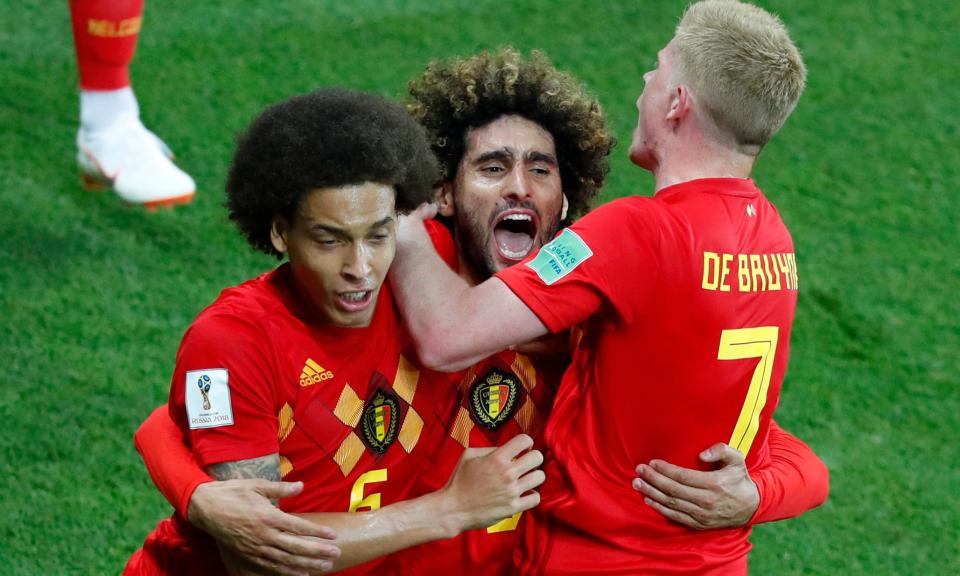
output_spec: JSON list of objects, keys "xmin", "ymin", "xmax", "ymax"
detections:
[
  {"xmin": 660, "ymin": 38, "xmax": 678, "ymax": 63},
  {"xmin": 463, "ymin": 115, "xmax": 557, "ymax": 159},
  {"xmin": 296, "ymin": 183, "xmax": 396, "ymax": 230}
]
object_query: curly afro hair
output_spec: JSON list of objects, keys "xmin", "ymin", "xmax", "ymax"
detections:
[
  {"xmin": 407, "ymin": 47, "xmax": 615, "ymax": 221},
  {"xmin": 226, "ymin": 88, "xmax": 439, "ymax": 257}
]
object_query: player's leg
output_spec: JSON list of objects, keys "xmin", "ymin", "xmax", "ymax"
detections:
[{"xmin": 70, "ymin": 0, "xmax": 195, "ymax": 209}]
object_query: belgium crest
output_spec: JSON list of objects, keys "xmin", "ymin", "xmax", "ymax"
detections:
[
  {"xmin": 469, "ymin": 367, "xmax": 521, "ymax": 430},
  {"xmin": 361, "ymin": 388, "xmax": 400, "ymax": 454}
]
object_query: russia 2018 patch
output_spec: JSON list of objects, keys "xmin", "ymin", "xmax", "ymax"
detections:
[
  {"xmin": 185, "ymin": 368, "xmax": 234, "ymax": 429},
  {"xmin": 525, "ymin": 228, "xmax": 593, "ymax": 285}
]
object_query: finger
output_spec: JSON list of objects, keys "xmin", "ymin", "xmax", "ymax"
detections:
[
  {"xmin": 407, "ymin": 202, "xmax": 438, "ymax": 220},
  {"xmin": 517, "ymin": 469, "xmax": 546, "ymax": 493},
  {"xmin": 632, "ymin": 476, "xmax": 702, "ymax": 518},
  {"xmin": 637, "ymin": 463, "xmax": 713, "ymax": 503},
  {"xmin": 255, "ymin": 480, "xmax": 306, "ymax": 501},
  {"xmin": 516, "ymin": 491, "xmax": 541, "ymax": 512},
  {"xmin": 422, "ymin": 202, "xmax": 439, "ymax": 219},
  {"xmin": 269, "ymin": 530, "xmax": 341, "ymax": 560},
  {"xmin": 641, "ymin": 495, "xmax": 705, "ymax": 530},
  {"xmin": 494, "ymin": 434, "xmax": 534, "ymax": 460},
  {"xmin": 699, "ymin": 443, "xmax": 746, "ymax": 467},
  {"xmin": 266, "ymin": 509, "xmax": 338, "ymax": 541},
  {"xmin": 640, "ymin": 459, "xmax": 714, "ymax": 489},
  {"xmin": 512, "ymin": 449, "xmax": 544, "ymax": 475}
]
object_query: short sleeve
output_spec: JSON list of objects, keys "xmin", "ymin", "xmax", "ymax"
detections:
[
  {"xmin": 495, "ymin": 198, "xmax": 661, "ymax": 332},
  {"xmin": 169, "ymin": 313, "xmax": 280, "ymax": 468},
  {"xmin": 424, "ymin": 219, "xmax": 459, "ymax": 270}
]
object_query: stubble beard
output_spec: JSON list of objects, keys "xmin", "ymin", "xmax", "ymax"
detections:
[{"xmin": 453, "ymin": 198, "xmax": 561, "ymax": 281}]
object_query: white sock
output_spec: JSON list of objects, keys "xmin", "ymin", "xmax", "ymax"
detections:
[{"xmin": 80, "ymin": 87, "xmax": 140, "ymax": 134}]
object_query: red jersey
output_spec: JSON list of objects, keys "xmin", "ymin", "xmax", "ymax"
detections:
[
  {"xmin": 496, "ymin": 179, "xmax": 800, "ymax": 575},
  {"xmin": 127, "ymin": 265, "xmax": 452, "ymax": 576},
  {"xmin": 396, "ymin": 222, "xmax": 565, "ymax": 576}
]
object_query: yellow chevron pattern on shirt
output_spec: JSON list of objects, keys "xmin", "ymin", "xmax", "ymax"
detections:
[{"xmin": 512, "ymin": 354, "xmax": 537, "ymax": 393}]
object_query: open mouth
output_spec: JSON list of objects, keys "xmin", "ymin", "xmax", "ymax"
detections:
[
  {"xmin": 492, "ymin": 209, "xmax": 539, "ymax": 261},
  {"xmin": 336, "ymin": 289, "xmax": 374, "ymax": 312}
]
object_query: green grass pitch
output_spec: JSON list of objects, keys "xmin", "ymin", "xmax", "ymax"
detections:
[{"xmin": 1, "ymin": 0, "xmax": 957, "ymax": 573}]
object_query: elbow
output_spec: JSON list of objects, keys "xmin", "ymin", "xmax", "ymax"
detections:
[
  {"xmin": 811, "ymin": 459, "xmax": 831, "ymax": 508},
  {"xmin": 414, "ymin": 327, "xmax": 470, "ymax": 372},
  {"xmin": 133, "ymin": 415, "xmax": 154, "ymax": 455}
]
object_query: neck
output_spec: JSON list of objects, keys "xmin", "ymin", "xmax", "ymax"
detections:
[
  {"xmin": 455, "ymin": 250, "xmax": 486, "ymax": 287},
  {"xmin": 651, "ymin": 136, "xmax": 757, "ymax": 192}
]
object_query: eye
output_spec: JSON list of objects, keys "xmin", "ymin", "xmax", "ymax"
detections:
[
  {"xmin": 315, "ymin": 236, "xmax": 341, "ymax": 247},
  {"xmin": 367, "ymin": 230, "xmax": 392, "ymax": 243},
  {"xmin": 531, "ymin": 166, "xmax": 552, "ymax": 176},
  {"xmin": 481, "ymin": 164, "xmax": 505, "ymax": 174}
]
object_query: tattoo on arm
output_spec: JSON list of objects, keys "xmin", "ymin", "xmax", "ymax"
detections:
[{"xmin": 206, "ymin": 453, "xmax": 281, "ymax": 482}]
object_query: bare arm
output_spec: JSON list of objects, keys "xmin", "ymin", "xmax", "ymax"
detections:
[
  {"xmin": 207, "ymin": 455, "xmax": 341, "ymax": 576},
  {"xmin": 189, "ymin": 479, "xmax": 340, "ymax": 576},
  {"xmin": 209, "ymin": 435, "xmax": 544, "ymax": 574},
  {"xmin": 391, "ymin": 205, "xmax": 548, "ymax": 371}
]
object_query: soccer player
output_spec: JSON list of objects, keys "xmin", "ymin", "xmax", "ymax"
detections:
[
  {"xmin": 133, "ymin": 46, "xmax": 826, "ymax": 575},
  {"xmin": 123, "ymin": 88, "xmax": 545, "ymax": 576},
  {"xmin": 70, "ymin": 0, "xmax": 195, "ymax": 207},
  {"xmin": 388, "ymin": 1, "xmax": 821, "ymax": 573}
]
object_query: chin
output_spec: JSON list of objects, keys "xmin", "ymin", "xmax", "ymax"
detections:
[{"xmin": 629, "ymin": 146, "xmax": 654, "ymax": 170}]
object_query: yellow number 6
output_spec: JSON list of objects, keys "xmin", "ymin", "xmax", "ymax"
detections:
[
  {"xmin": 349, "ymin": 468, "xmax": 387, "ymax": 513},
  {"xmin": 717, "ymin": 327, "xmax": 779, "ymax": 456}
]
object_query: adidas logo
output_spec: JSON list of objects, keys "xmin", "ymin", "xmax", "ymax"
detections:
[{"xmin": 299, "ymin": 358, "xmax": 334, "ymax": 387}]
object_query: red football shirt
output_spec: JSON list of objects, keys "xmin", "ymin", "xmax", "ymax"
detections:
[
  {"xmin": 127, "ymin": 265, "xmax": 452, "ymax": 576},
  {"xmin": 496, "ymin": 179, "xmax": 799, "ymax": 575},
  {"xmin": 395, "ymin": 222, "xmax": 565, "ymax": 576}
]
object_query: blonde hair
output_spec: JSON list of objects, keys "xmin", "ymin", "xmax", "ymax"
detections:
[{"xmin": 674, "ymin": 0, "xmax": 806, "ymax": 149}]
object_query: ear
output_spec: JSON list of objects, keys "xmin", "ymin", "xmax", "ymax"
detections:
[
  {"xmin": 270, "ymin": 216, "xmax": 290, "ymax": 255},
  {"xmin": 561, "ymin": 193, "xmax": 569, "ymax": 221},
  {"xmin": 666, "ymin": 84, "xmax": 692, "ymax": 123},
  {"xmin": 435, "ymin": 182, "xmax": 455, "ymax": 217}
]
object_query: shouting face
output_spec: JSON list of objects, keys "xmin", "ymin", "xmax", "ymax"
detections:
[{"xmin": 445, "ymin": 115, "xmax": 566, "ymax": 280}]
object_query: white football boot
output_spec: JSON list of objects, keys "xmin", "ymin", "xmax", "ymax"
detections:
[{"xmin": 77, "ymin": 116, "xmax": 196, "ymax": 209}]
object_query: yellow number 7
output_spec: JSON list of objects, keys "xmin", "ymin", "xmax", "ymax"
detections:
[{"xmin": 717, "ymin": 326, "xmax": 779, "ymax": 456}]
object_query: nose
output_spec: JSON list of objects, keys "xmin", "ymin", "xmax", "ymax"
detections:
[
  {"xmin": 505, "ymin": 166, "xmax": 532, "ymax": 201},
  {"xmin": 341, "ymin": 242, "xmax": 372, "ymax": 282}
]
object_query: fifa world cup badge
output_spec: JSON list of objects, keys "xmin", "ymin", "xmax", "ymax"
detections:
[
  {"xmin": 198, "ymin": 375, "xmax": 212, "ymax": 410},
  {"xmin": 185, "ymin": 369, "xmax": 234, "ymax": 429}
]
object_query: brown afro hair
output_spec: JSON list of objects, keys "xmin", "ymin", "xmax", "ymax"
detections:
[{"xmin": 226, "ymin": 88, "xmax": 439, "ymax": 257}]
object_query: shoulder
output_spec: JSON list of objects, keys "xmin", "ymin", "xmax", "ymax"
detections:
[
  {"xmin": 565, "ymin": 196, "xmax": 665, "ymax": 255},
  {"xmin": 574, "ymin": 196, "xmax": 665, "ymax": 235},
  {"xmin": 181, "ymin": 271, "xmax": 288, "ymax": 352}
]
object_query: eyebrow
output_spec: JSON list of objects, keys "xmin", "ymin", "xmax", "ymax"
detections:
[
  {"xmin": 473, "ymin": 147, "xmax": 557, "ymax": 166},
  {"xmin": 474, "ymin": 148, "xmax": 514, "ymax": 164},
  {"xmin": 310, "ymin": 216, "xmax": 394, "ymax": 237},
  {"xmin": 527, "ymin": 151, "xmax": 558, "ymax": 166}
]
